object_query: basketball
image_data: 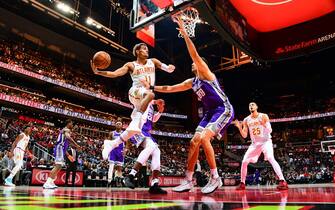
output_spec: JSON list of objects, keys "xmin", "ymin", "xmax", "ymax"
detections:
[{"xmin": 93, "ymin": 51, "xmax": 111, "ymax": 69}]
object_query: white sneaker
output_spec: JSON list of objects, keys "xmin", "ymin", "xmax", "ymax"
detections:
[
  {"xmin": 43, "ymin": 182, "xmax": 58, "ymax": 189},
  {"xmin": 172, "ymin": 179, "xmax": 193, "ymax": 192},
  {"xmin": 201, "ymin": 177, "xmax": 222, "ymax": 194}
]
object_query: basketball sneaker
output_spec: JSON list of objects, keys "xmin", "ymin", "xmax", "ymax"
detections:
[
  {"xmin": 172, "ymin": 179, "xmax": 193, "ymax": 192},
  {"xmin": 43, "ymin": 181, "xmax": 58, "ymax": 189},
  {"xmin": 277, "ymin": 180, "xmax": 288, "ymax": 190},
  {"xmin": 149, "ymin": 183, "xmax": 167, "ymax": 194},
  {"xmin": 4, "ymin": 177, "xmax": 15, "ymax": 187},
  {"xmin": 236, "ymin": 182, "xmax": 246, "ymax": 190},
  {"xmin": 123, "ymin": 175, "xmax": 136, "ymax": 189},
  {"xmin": 201, "ymin": 177, "xmax": 222, "ymax": 194}
]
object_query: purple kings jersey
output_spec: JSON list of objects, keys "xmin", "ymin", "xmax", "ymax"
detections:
[
  {"xmin": 192, "ymin": 77, "xmax": 232, "ymax": 110},
  {"xmin": 112, "ymin": 130, "xmax": 124, "ymax": 151},
  {"xmin": 141, "ymin": 103, "xmax": 155, "ymax": 136},
  {"xmin": 56, "ymin": 128, "xmax": 70, "ymax": 151}
]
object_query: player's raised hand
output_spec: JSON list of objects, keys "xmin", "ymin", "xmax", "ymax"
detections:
[
  {"xmin": 140, "ymin": 79, "xmax": 150, "ymax": 89},
  {"xmin": 168, "ymin": 64, "xmax": 176, "ymax": 73},
  {"xmin": 173, "ymin": 15, "xmax": 188, "ymax": 38},
  {"xmin": 156, "ymin": 99, "xmax": 165, "ymax": 112}
]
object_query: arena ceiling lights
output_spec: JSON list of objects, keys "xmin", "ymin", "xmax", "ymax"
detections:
[
  {"xmin": 20, "ymin": 0, "xmax": 127, "ymax": 53},
  {"xmin": 55, "ymin": 1, "xmax": 79, "ymax": 17},
  {"xmin": 86, "ymin": 17, "xmax": 115, "ymax": 36}
]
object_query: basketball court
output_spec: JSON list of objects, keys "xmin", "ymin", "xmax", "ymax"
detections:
[
  {"xmin": 1, "ymin": 184, "xmax": 335, "ymax": 209},
  {"xmin": 1, "ymin": 0, "xmax": 335, "ymax": 209}
]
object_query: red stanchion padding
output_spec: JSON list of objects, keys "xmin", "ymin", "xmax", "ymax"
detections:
[{"xmin": 151, "ymin": 0, "xmax": 174, "ymax": 9}]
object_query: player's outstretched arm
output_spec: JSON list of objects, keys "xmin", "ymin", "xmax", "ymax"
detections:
[
  {"xmin": 173, "ymin": 17, "xmax": 215, "ymax": 81},
  {"xmin": 141, "ymin": 78, "xmax": 193, "ymax": 93},
  {"xmin": 232, "ymin": 119, "xmax": 248, "ymax": 138},
  {"xmin": 91, "ymin": 61, "xmax": 131, "ymax": 78},
  {"xmin": 152, "ymin": 58, "xmax": 175, "ymax": 73}
]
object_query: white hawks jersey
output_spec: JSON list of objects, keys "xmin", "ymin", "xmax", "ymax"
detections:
[
  {"xmin": 130, "ymin": 59, "xmax": 156, "ymax": 87},
  {"xmin": 244, "ymin": 113, "xmax": 271, "ymax": 144},
  {"xmin": 16, "ymin": 132, "xmax": 30, "ymax": 150}
]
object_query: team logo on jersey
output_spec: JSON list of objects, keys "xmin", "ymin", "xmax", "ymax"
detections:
[{"xmin": 251, "ymin": 0, "xmax": 293, "ymax": 6}]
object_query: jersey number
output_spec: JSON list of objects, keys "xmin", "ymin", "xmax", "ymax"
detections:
[
  {"xmin": 196, "ymin": 88, "xmax": 206, "ymax": 100},
  {"xmin": 252, "ymin": 128, "xmax": 261, "ymax": 136}
]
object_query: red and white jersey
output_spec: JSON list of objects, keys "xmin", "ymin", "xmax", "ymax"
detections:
[
  {"xmin": 131, "ymin": 59, "xmax": 156, "ymax": 87},
  {"xmin": 244, "ymin": 113, "xmax": 271, "ymax": 144},
  {"xmin": 16, "ymin": 132, "xmax": 30, "ymax": 150}
]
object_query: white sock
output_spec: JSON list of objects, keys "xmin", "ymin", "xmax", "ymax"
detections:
[
  {"xmin": 210, "ymin": 168, "xmax": 219, "ymax": 179},
  {"xmin": 186, "ymin": 170, "xmax": 194, "ymax": 181},
  {"xmin": 151, "ymin": 178, "xmax": 159, "ymax": 186},
  {"xmin": 130, "ymin": 169, "xmax": 137, "ymax": 176},
  {"xmin": 108, "ymin": 163, "xmax": 114, "ymax": 183}
]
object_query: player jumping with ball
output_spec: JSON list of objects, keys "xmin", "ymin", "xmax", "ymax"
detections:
[{"xmin": 91, "ymin": 44, "xmax": 175, "ymax": 160}]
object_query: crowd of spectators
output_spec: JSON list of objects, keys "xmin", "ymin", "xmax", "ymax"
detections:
[
  {"xmin": 0, "ymin": 36, "xmax": 185, "ymax": 115},
  {"xmin": 1, "ymin": 117, "xmax": 334, "ymax": 187}
]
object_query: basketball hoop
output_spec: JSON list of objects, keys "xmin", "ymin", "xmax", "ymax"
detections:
[
  {"xmin": 173, "ymin": 7, "xmax": 200, "ymax": 38},
  {"xmin": 330, "ymin": 149, "xmax": 335, "ymax": 155}
]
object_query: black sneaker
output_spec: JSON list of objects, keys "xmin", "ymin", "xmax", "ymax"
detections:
[
  {"xmin": 123, "ymin": 175, "xmax": 136, "ymax": 189},
  {"xmin": 149, "ymin": 183, "xmax": 167, "ymax": 194}
]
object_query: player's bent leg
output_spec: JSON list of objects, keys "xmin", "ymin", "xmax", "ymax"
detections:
[
  {"xmin": 139, "ymin": 90, "xmax": 155, "ymax": 113},
  {"xmin": 124, "ymin": 139, "xmax": 157, "ymax": 189},
  {"xmin": 127, "ymin": 88, "xmax": 154, "ymax": 133}
]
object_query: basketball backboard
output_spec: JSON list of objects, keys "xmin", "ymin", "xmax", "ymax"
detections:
[
  {"xmin": 130, "ymin": 0, "xmax": 335, "ymax": 62},
  {"xmin": 130, "ymin": 0, "xmax": 197, "ymax": 32}
]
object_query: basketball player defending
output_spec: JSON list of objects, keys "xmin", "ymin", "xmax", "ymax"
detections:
[
  {"xmin": 106, "ymin": 120, "xmax": 126, "ymax": 187},
  {"xmin": 232, "ymin": 102, "xmax": 288, "ymax": 190},
  {"xmin": 124, "ymin": 99, "xmax": 166, "ymax": 194},
  {"xmin": 91, "ymin": 43, "xmax": 175, "ymax": 158},
  {"xmin": 141, "ymin": 18, "xmax": 234, "ymax": 194},
  {"xmin": 4, "ymin": 125, "xmax": 32, "ymax": 186},
  {"xmin": 43, "ymin": 120, "xmax": 81, "ymax": 189}
]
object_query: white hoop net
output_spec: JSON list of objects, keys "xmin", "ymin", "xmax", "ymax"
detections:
[{"xmin": 173, "ymin": 7, "xmax": 200, "ymax": 38}]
